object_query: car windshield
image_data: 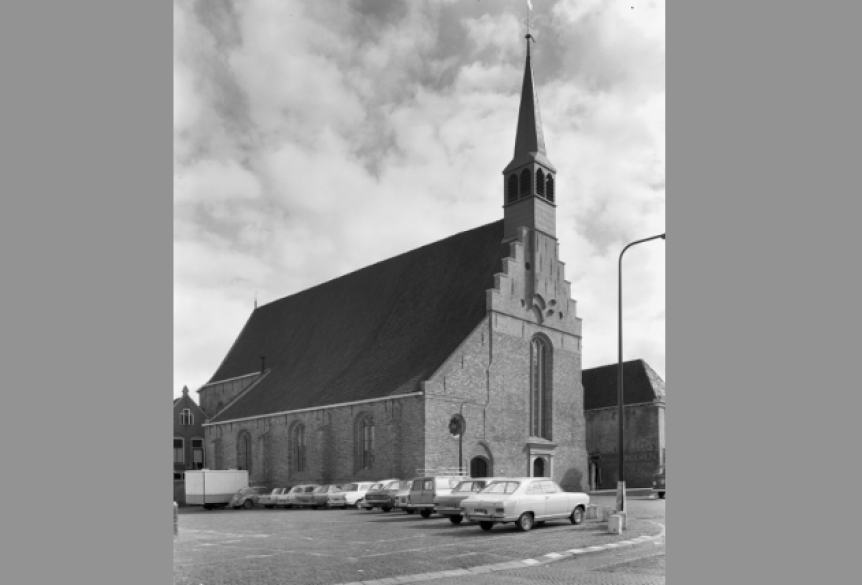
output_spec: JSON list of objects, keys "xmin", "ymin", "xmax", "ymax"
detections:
[
  {"xmin": 368, "ymin": 483, "xmax": 383, "ymax": 490},
  {"xmin": 481, "ymin": 481, "xmax": 520, "ymax": 494},
  {"xmin": 343, "ymin": 484, "xmax": 358, "ymax": 491},
  {"xmin": 453, "ymin": 481, "xmax": 479, "ymax": 493},
  {"xmin": 313, "ymin": 486, "xmax": 327, "ymax": 493},
  {"xmin": 384, "ymin": 480, "xmax": 401, "ymax": 489}
]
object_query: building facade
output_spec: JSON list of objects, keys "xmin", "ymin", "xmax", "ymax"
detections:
[
  {"xmin": 173, "ymin": 386, "xmax": 208, "ymax": 478},
  {"xmin": 583, "ymin": 360, "xmax": 666, "ymax": 490},
  {"xmin": 197, "ymin": 40, "xmax": 590, "ymax": 492}
]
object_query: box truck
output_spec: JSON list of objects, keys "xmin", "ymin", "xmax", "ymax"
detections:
[{"xmin": 185, "ymin": 470, "xmax": 249, "ymax": 509}]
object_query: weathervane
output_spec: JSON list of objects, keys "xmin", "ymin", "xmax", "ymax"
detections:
[{"xmin": 522, "ymin": 0, "xmax": 537, "ymax": 52}]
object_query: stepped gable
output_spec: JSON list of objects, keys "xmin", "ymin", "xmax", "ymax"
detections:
[
  {"xmin": 582, "ymin": 359, "xmax": 664, "ymax": 410},
  {"xmin": 209, "ymin": 220, "xmax": 508, "ymax": 423}
]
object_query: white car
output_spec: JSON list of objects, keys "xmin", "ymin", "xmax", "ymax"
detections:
[
  {"xmin": 460, "ymin": 478, "xmax": 589, "ymax": 532},
  {"xmin": 275, "ymin": 484, "xmax": 318, "ymax": 508},
  {"xmin": 326, "ymin": 482, "xmax": 377, "ymax": 508},
  {"xmin": 258, "ymin": 487, "xmax": 288, "ymax": 508}
]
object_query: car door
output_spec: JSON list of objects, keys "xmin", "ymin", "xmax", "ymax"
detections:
[
  {"xmin": 540, "ymin": 480, "xmax": 568, "ymax": 517},
  {"xmin": 523, "ymin": 480, "xmax": 547, "ymax": 518}
]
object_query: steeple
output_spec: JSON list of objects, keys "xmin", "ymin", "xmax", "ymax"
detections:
[{"xmin": 502, "ymin": 35, "xmax": 557, "ymax": 241}]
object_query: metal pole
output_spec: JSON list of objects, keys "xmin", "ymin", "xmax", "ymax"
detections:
[{"xmin": 617, "ymin": 233, "xmax": 665, "ymax": 516}]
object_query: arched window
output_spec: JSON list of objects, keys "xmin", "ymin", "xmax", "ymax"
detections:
[
  {"xmin": 519, "ymin": 168, "xmax": 532, "ymax": 197},
  {"xmin": 180, "ymin": 408, "xmax": 193, "ymax": 425},
  {"xmin": 292, "ymin": 423, "xmax": 306, "ymax": 472},
  {"xmin": 536, "ymin": 169, "xmax": 545, "ymax": 196},
  {"xmin": 237, "ymin": 431, "xmax": 251, "ymax": 473},
  {"xmin": 546, "ymin": 175, "xmax": 555, "ymax": 202},
  {"xmin": 355, "ymin": 414, "xmax": 375, "ymax": 472},
  {"xmin": 530, "ymin": 336, "xmax": 553, "ymax": 440},
  {"xmin": 507, "ymin": 174, "xmax": 519, "ymax": 203}
]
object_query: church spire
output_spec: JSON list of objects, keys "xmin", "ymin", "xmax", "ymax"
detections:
[{"xmin": 502, "ymin": 30, "xmax": 558, "ymax": 240}]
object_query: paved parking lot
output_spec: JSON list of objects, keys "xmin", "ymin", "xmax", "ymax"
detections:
[{"xmin": 173, "ymin": 495, "xmax": 664, "ymax": 585}]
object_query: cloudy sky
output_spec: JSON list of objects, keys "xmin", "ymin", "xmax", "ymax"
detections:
[{"xmin": 174, "ymin": 0, "xmax": 665, "ymax": 400}]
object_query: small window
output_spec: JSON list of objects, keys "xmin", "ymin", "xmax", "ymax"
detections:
[
  {"xmin": 173, "ymin": 438, "xmax": 184, "ymax": 464},
  {"xmin": 540, "ymin": 481, "xmax": 558, "ymax": 494},
  {"xmin": 423, "ymin": 480, "xmax": 433, "ymax": 490},
  {"xmin": 526, "ymin": 482, "xmax": 544, "ymax": 495},
  {"xmin": 180, "ymin": 408, "xmax": 194, "ymax": 425},
  {"xmin": 519, "ymin": 169, "xmax": 532, "ymax": 196}
]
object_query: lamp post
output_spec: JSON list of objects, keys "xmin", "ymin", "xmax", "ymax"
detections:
[{"xmin": 617, "ymin": 233, "xmax": 665, "ymax": 517}]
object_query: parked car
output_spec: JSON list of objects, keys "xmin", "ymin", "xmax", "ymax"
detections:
[
  {"xmin": 363, "ymin": 479, "xmax": 405, "ymax": 511},
  {"xmin": 394, "ymin": 481, "xmax": 416, "ymax": 514},
  {"xmin": 258, "ymin": 487, "xmax": 289, "ymax": 508},
  {"xmin": 408, "ymin": 474, "xmax": 470, "ymax": 518},
  {"xmin": 460, "ymin": 478, "xmax": 589, "ymax": 532},
  {"xmin": 229, "ymin": 486, "xmax": 267, "ymax": 509},
  {"xmin": 326, "ymin": 482, "xmax": 377, "ymax": 508},
  {"xmin": 433, "ymin": 478, "xmax": 502, "ymax": 524},
  {"xmin": 310, "ymin": 484, "xmax": 343, "ymax": 509},
  {"xmin": 652, "ymin": 465, "xmax": 666, "ymax": 499},
  {"xmin": 277, "ymin": 484, "xmax": 318, "ymax": 508},
  {"xmin": 295, "ymin": 485, "xmax": 321, "ymax": 508}
]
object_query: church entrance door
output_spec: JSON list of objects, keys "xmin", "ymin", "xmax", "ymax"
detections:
[{"xmin": 470, "ymin": 457, "xmax": 489, "ymax": 478}]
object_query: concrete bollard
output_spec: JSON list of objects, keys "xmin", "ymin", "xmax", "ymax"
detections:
[
  {"xmin": 608, "ymin": 514, "xmax": 623, "ymax": 534},
  {"xmin": 601, "ymin": 506, "xmax": 615, "ymax": 521},
  {"xmin": 174, "ymin": 501, "xmax": 178, "ymax": 537},
  {"xmin": 616, "ymin": 510, "xmax": 628, "ymax": 530},
  {"xmin": 586, "ymin": 504, "xmax": 597, "ymax": 520}
]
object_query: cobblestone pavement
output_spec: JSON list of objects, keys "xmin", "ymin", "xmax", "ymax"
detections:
[{"xmin": 173, "ymin": 495, "xmax": 664, "ymax": 585}]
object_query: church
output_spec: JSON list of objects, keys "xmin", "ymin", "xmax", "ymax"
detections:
[{"xmin": 198, "ymin": 39, "xmax": 590, "ymax": 492}]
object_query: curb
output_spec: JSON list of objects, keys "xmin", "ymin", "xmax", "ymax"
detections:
[{"xmin": 335, "ymin": 521, "xmax": 665, "ymax": 585}]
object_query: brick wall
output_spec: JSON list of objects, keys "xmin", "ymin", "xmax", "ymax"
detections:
[
  {"xmin": 584, "ymin": 402, "xmax": 663, "ymax": 488},
  {"xmin": 204, "ymin": 396, "xmax": 426, "ymax": 488}
]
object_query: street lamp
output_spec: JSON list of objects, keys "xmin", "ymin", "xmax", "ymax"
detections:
[{"xmin": 617, "ymin": 233, "xmax": 665, "ymax": 518}]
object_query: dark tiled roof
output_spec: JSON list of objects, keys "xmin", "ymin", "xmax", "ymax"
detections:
[
  {"xmin": 209, "ymin": 221, "xmax": 508, "ymax": 423},
  {"xmin": 582, "ymin": 359, "xmax": 665, "ymax": 410}
]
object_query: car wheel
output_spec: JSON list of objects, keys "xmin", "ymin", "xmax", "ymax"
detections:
[
  {"xmin": 449, "ymin": 515, "xmax": 463, "ymax": 525},
  {"xmin": 570, "ymin": 507, "xmax": 584, "ymax": 525},
  {"xmin": 265, "ymin": 505, "xmax": 273, "ymax": 509},
  {"xmin": 381, "ymin": 506, "xmax": 392, "ymax": 512},
  {"xmin": 311, "ymin": 505, "xmax": 318, "ymax": 510},
  {"xmin": 203, "ymin": 504, "xmax": 212, "ymax": 510},
  {"xmin": 243, "ymin": 500, "xmax": 254, "ymax": 509},
  {"xmin": 479, "ymin": 521, "xmax": 494, "ymax": 531},
  {"xmin": 516, "ymin": 512, "xmax": 534, "ymax": 532},
  {"xmin": 420, "ymin": 509, "xmax": 432, "ymax": 519}
]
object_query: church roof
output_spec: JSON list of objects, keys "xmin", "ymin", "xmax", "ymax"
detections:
[
  {"xmin": 582, "ymin": 359, "xmax": 666, "ymax": 410},
  {"xmin": 207, "ymin": 220, "xmax": 508, "ymax": 423}
]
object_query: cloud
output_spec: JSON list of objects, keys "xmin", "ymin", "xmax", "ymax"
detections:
[{"xmin": 174, "ymin": 0, "xmax": 666, "ymax": 396}]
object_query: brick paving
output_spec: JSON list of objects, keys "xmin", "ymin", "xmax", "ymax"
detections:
[{"xmin": 174, "ymin": 494, "xmax": 664, "ymax": 585}]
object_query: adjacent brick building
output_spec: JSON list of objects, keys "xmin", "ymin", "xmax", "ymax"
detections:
[
  {"xmin": 197, "ymin": 41, "xmax": 590, "ymax": 492},
  {"xmin": 173, "ymin": 386, "xmax": 208, "ymax": 477},
  {"xmin": 582, "ymin": 360, "xmax": 666, "ymax": 490}
]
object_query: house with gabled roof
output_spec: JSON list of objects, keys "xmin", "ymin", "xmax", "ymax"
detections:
[
  {"xmin": 582, "ymin": 359, "xmax": 666, "ymax": 490},
  {"xmin": 197, "ymin": 39, "xmax": 590, "ymax": 491},
  {"xmin": 173, "ymin": 386, "xmax": 208, "ymax": 478}
]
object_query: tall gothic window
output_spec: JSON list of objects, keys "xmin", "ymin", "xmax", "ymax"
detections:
[
  {"xmin": 530, "ymin": 336, "xmax": 553, "ymax": 440},
  {"xmin": 536, "ymin": 169, "xmax": 545, "ymax": 196},
  {"xmin": 546, "ymin": 175, "xmax": 555, "ymax": 202},
  {"xmin": 355, "ymin": 414, "xmax": 375, "ymax": 471},
  {"xmin": 292, "ymin": 423, "xmax": 306, "ymax": 472},
  {"xmin": 237, "ymin": 431, "xmax": 251, "ymax": 473},
  {"xmin": 519, "ymin": 168, "xmax": 532, "ymax": 196},
  {"xmin": 507, "ymin": 174, "xmax": 519, "ymax": 203}
]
